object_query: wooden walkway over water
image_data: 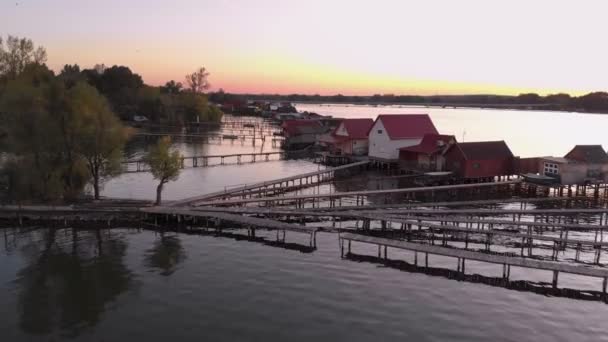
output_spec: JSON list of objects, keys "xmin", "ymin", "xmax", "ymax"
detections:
[
  {"xmin": 142, "ymin": 207, "xmax": 319, "ymax": 246},
  {"xmin": 192, "ymin": 180, "xmax": 523, "ymax": 207},
  {"xmin": 170, "ymin": 160, "xmax": 370, "ymax": 206},
  {"xmin": 122, "ymin": 151, "xmax": 288, "ymax": 172},
  {"xmin": 339, "ymin": 233, "xmax": 608, "ymax": 293}
]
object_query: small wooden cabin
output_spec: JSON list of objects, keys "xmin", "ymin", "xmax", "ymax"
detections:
[
  {"xmin": 330, "ymin": 119, "xmax": 374, "ymax": 156},
  {"xmin": 444, "ymin": 140, "xmax": 515, "ymax": 180},
  {"xmin": 399, "ymin": 134, "xmax": 456, "ymax": 172}
]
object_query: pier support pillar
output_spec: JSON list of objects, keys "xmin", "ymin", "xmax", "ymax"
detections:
[{"xmin": 552, "ymin": 271, "xmax": 559, "ymax": 289}]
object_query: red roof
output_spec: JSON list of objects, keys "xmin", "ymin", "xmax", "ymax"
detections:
[
  {"xmin": 333, "ymin": 119, "xmax": 374, "ymax": 139},
  {"xmin": 564, "ymin": 145, "xmax": 608, "ymax": 164},
  {"xmin": 450, "ymin": 141, "xmax": 514, "ymax": 160},
  {"xmin": 399, "ymin": 134, "xmax": 456, "ymax": 154},
  {"xmin": 372, "ymin": 114, "xmax": 438, "ymax": 140},
  {"xmin": 281, "ymin": 120, "xmax": 322, "ymax": 136}
]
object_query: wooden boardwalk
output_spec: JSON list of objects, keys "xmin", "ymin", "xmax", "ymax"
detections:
[
  {"xmin": 355, "ymin": 213, "xmax": 608, "ymax": 263},
  {"xmin": 142, "ymin": 207, "xmax": 320, "ymax": 246},
  {"xmin": 122, "ymin": 151, "xmax": 287, "ymax": 172},
  {"xmin": 339, "ymin": 233, "xmax": 608, "ymax": 291},
  {"xmin": 170, "ymin": 160, "xmax": 370, "ymax": 206},
  {"xmin": 192, "ymin": 180, "xmax": 523, "ymax": 207},
  {"xmin": 143, "ymin": 207, "xmax": 318, "ymax": 234},
  {"xmin": 135, "ymin": 132, "xmax": 284, "ymax": 142},
  {"xmin": 289, "ymin": 196, "xmax": 595, "ymax": 212}
]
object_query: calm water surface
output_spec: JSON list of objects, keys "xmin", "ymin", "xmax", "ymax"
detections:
[{"xmin": 2, "ymin": 228, "xmax": 608, "ymax": 342}]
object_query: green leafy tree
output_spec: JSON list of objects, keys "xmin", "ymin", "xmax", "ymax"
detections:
[
  {"xmin": 145, "ymin": 137, "xmax": 182, "ymax": 205},
  {"xmin": 68, "ymin": 82, "xmax": 129, "ymax": 199}
]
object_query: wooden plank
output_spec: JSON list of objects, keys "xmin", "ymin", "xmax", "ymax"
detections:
[
  {"xmin": 142, "ymin": 207, "xmax": 318, "ymax": 234},
  {"xmin": 191, "ymin": 180, "xmax": 522, "ymax": 207},
  {"xmin": 170, "ymin": 160, "xmax": 370, "ymax": 206},
  {"xmin": 340, "ymin": 233, "xmax": 608, "ymax": 278},
  {"xmin": 292, "ymin": 196, "xmax": 594, "ymax": 212},
  {"xmin": 357, "ymin": 213, "xmax": 608, "ymax": 247},
  {"xmin": 382, "ymin": 214, "xmax": 608, "ymax": 231},
  {"xmin": 370, "ymin": 208, "xmax": 608, "ymax": 215}
]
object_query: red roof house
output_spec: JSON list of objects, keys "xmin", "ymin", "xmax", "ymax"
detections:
[
  {"xmin": 330, "ymin": 118, "xmax": 374, "ymax": 156},
  {"xmin": 443, "ymin": 140, "xmax": 515, "ymax": 179},
  {"xmin": 368, "ymin": 114, "xmax": 439, "ymax": 162},
  {"xmin": 399, "ymin": 134, "xmax": 456, "ymax": 171},
  {"xmin": 281, "ymin": 120, "xmax": 328, "ymax": 149},
  {"xmin": 281, "ymin": 120, "xmax": 323, "ymax": 137}
]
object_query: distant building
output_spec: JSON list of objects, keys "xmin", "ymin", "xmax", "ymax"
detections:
[
  {"xmin": 281, "ymin": 120, "xmax": 328, "ymax": 149},
  {"xmin": 367, "ymin": 114, "xmax": 439, "ymax": 164},
  {"xmin": 443, "ymin": 140, "xmax": 515, "ymax": 179},
  {"xmin": 328, "ymin": 118, "xmax": 375, "ymax": 156},
  {"xmin": 399, "ymin": 134, "xmax": 456, "ymax": 172},
  {"xmin": 521, "ymin": 145, "xmax": 608, "ymax": 185}
]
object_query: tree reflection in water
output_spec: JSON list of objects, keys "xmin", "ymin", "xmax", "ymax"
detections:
[
  {"xmin": 144, "ymin": 233, "xmax": 187, "ymax": 276},
  {"xmin": 14, "ymin": 228, "xmax": 135, "ymax": 338}
]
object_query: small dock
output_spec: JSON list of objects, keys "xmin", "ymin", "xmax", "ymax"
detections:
[{"xmin": 339, "ymin": 233, "xmax": 608, "ymax": 293}]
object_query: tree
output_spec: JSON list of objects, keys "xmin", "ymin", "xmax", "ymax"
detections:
[
  {"xmin": 59, "ymin": 64, "xmax": 83, "ymax": 88},
  {"xmin": 184, "ymin": 67, "xmax": 210, "ymax": 93},
  {"xmin": 1, "ymin": 63, "xmax": 128, "ymax": 202},
  {"xmin": 82, "ymin": 65, "xmax": 144, "ymax": 120},
  {"xmin": 145, "ymin": 137, "xmax": 182, "ymax": 205},
  {"xmin": 0, "ymin": 35, "xmax": 47, "ymax": 79},
  {"xmin": 69, "ymin": 82, "xmax": 129, "ymax": 199},
  {"xmin": 160, "ymin": 80, "xmax": 182, "ymax": 94}
]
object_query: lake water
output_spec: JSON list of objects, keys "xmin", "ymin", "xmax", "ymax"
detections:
[
  {"xmin": 5, "ymin": 108, "xmax": 608, "ymax": 341},
  {"xmin": 2, "ymin": 227, "xmax": 608, "ymax": 342}
]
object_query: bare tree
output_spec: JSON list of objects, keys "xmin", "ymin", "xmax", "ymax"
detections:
[
  {"xmin": 184, "ymin": 67, "xmax": 210, "ymax": 93},
  {"xmin": 0, "ymin": 35, "xmax": 47, "ymax": 79}
]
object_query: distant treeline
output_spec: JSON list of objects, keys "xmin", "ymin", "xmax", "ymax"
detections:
[{"xmin": 218, "ymin": 91, "xmax": 608, "ymax": 113}]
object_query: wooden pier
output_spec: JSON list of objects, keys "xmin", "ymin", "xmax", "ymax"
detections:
[
  {"xmin": 339, "ymin": 233, "xmax": 608, "ymax": 293},
  {"xmin": 122, "ymin": 151, "xmax": 288, "ymax": 172},
  {"xmin": 142, "ymin": 207, "xmax": 319, "ymax": 246},
  {"xmin": 192, "ymin": 180, "xmax": 523, "ymax": 208},
  {"xmin": 134, "ymin": 132, "xmax": 284, "ymax": 146},
  {"xmin": 170, "ymin": 160, "xmax": 370, "ymax": 206}
]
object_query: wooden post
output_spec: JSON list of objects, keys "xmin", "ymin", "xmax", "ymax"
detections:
[{"xmin": 552, "ymin": 270, "xmax": 559, "ymax": 289}]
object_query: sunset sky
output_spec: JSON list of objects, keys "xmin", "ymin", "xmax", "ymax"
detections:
[{"xmin": 2, "ymin": 0, "xmax": 608, "ymax": 95}]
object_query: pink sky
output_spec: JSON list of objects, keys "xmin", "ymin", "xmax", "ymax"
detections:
[{"xmin": 3, "ymin": 0, "xmax": 608, "ymax": 95}]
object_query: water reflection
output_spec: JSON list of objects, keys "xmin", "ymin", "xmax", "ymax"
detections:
[
  {"xmin": 14, "ymin": 228, "xmax": 135, "ymax": 337},
  {"xmin": 178, "ymin": 228, "xmax": 316, "ymax": 253},
  {"xmin": 344, "ymin": 252, "xmax": 606, "ymax": 302},
  {"xmin": 144, "ymin": 233, "xmax": 187, "ymax": 276}
]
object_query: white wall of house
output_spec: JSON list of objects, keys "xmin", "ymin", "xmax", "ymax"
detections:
[{"xmin": 368, "ymin": 119, "xmax": 421, "ymax": 161}]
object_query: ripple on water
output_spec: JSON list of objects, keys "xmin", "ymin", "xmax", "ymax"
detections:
[{"xmin": 2, "ymin": 228, "xmax": 608, "ymax": 341}]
